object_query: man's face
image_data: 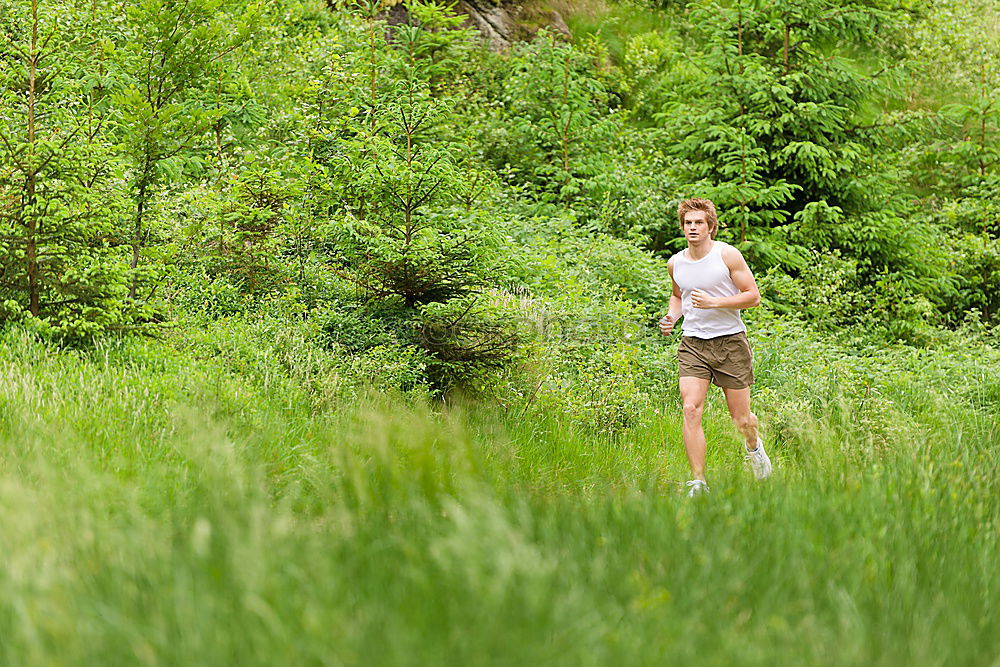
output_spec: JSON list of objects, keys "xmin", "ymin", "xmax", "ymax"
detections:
[{"xmin": 682, "ymin": 210, "xmax": 711, "ymax": 243}]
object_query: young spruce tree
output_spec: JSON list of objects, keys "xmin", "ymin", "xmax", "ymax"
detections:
[
  {"xmin": 0, "ymin": 0, "xmax": 134, "ymax": 339},
  {"xmin": 659, "ymin": 0, "xmax": 912, "ymax": 269},
  {"xmin": 319, "ymin": 1, "xmax": 517, "ymax": 391}
]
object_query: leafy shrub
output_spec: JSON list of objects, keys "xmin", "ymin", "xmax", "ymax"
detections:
[
  {"xmin": 479, "ymin": 212, "xmax": 681, "ymax": 432},
  {"xmin": 501, "ymin": 211, "xmax": 672, "ymax": 317},
  {"xmin": 531, "ymin": 337, "xmax": 674, "ymax": 434},
  {"xmin": 480, "ymin": 31, "xmax": 619, "ymax": 203},
  {"xmin": 759, "ymin": 246, "xmax": 947, "ymax": 345},
  {"xmin": 165, "ymin": 267, "xmax": 249, "ymax": 319}
]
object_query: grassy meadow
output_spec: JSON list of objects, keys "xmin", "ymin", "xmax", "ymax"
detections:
[{"xmin": 0, "ymin": 319, "xmax": 997, "ymax": 666}]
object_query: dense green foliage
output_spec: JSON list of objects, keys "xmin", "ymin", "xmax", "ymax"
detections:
[
  {"xmin": 1, "ymin": 0, "xmax": 998, "ymax": 662},
  {"xmin": 1, "ymin": 0, "xmax": 997, "ymax": 352}
]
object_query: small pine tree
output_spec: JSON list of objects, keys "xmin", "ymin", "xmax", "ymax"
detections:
[
  {"xmin": 484, "ymin": 31, "xmax": 618, "ymax": 204},
  {"xmin": 313, "ymin": 2, "xmax": 518, "ymax": 391},
  {"xmin": 0, "ymin": 0, "xmax": 135, "ymax": 339},
  {"xmin": 657, "ymin": 0, "xmax": 912, "ymax": 269}
]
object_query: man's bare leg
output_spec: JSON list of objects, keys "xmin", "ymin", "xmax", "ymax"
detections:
[
  {"xmin": 722, "ymin": 386, "xmax": 759, "ymax": 449},
  {"xmin": 679, "ymin": 376, "xmax": 712, "ymax": 481}
]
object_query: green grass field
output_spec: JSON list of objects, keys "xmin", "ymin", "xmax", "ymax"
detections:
[{"xmin": 0, "ymin": 322, "xmax": 997, "ymax": 665}]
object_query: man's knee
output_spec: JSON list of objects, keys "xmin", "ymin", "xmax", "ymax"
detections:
[
  {"xmin": 733, "ymin": 412, "xmax": 758, "ymax": 432},
  {"xmin": 683, "ymin": 402, "xmax": 704, "ymax": 422}
]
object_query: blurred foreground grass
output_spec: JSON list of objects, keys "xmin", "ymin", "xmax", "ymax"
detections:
[{"xmin": 0, "ymin": 323, "xmax": 997, "ymax": 666}]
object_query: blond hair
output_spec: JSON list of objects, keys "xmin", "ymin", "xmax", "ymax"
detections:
[{"xmin": 677, "ymin": 198, "xmax": 719, "ymax": 239}]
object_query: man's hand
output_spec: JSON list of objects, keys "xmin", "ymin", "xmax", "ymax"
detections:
[
  {"xmin": 691, "ymin": 289, "xmax": 717, "ymax": 309},
  {"xmin": 659, "ymin": 314, "xmax": 676, "ymax": 336}
]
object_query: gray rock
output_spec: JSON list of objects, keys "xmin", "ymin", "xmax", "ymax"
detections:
[
  {"xmin": 362, "ymin": 0, "xmax": 572, "ymax": 51},
  {"xmin": 459, "ymin": 0, "xmax": 517, "ymax": 51}
]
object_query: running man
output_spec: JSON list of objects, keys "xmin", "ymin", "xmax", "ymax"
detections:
[{"xmin": 659, "ymin": 198, "xmax": 772, "ymax": 496}]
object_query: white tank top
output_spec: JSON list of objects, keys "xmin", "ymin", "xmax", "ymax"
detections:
[{"xmin": 673, "ymin": 241, "xmax": 746, "ymax": 339}]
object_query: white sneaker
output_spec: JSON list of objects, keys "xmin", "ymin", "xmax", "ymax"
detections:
[
  {"xmin": 746, "ymin": 437, "xmax": 772, "ymax": 480},
  {"xmin": 686, "ymin": 480, "xmax": 710, "ymax": 497}
]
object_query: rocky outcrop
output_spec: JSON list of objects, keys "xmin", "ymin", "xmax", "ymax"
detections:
[
  {"xmin": 376, "ymin": 0, "xmax": 571, "ymax": 51},
  {"xmin": 459, "ymin": 1, "xmax": 571, "ymax": 50},
  {"xmin": 458, "ymin": 0, "xmax": 518, "ymax": 50}
]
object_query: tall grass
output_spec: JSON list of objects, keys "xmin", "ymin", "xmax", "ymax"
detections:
[{"xmin": 0, "ymin": 322, "xmax": 997, "ymax": 665}]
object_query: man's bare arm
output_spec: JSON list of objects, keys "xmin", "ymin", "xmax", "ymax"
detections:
[
  {"xmin": 690, "ymin": 246, "xmax": 761, "ymax": 310},
  {"xmin": 660, "ymin": 257, "xmax": 683, "ymax": 335}
]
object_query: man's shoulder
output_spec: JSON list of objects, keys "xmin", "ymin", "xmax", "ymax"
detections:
[
  {"xmin": 717, "ymin": 241, "xmax": 752, "ymax": 271},
  {"xmin": 717, "ymin": 241, "xmax": 744, "ymax": 260}
]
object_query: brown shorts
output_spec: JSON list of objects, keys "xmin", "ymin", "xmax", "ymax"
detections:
[{"xmin": 678, "ymin": 332, "xmax": 754, "ymax": 389}]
